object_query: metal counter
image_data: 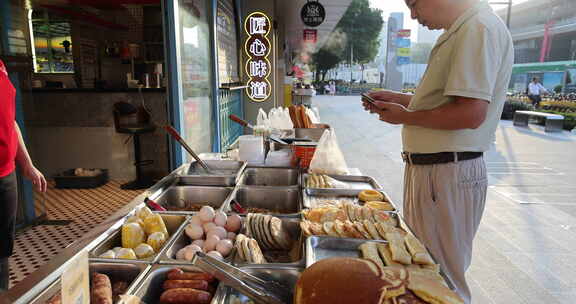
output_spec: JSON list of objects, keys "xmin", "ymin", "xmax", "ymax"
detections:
[{"xmin": 1, "ymin": 168, "xmax": 180, "ymax": 304}]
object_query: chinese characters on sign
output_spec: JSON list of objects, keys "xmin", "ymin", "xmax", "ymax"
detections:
[
  {"xmin": 303, "ymin": 29, "xmax": 317, "ymax": 44},
  {"xmin": 300, "ymin": 0, "xmax": 326, "ymax": 27},
  {"xmin": 244, "ymin": 12, "xmax": 272, "ymax": 102}
]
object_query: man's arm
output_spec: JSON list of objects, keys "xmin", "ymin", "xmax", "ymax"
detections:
[
  {"xmin": 14, "ymin": 122, "xmax": 47, "ymax": 192},
  {"xmin": 375, "ymin": 97, "xmax": 489, "ymax": 130}
]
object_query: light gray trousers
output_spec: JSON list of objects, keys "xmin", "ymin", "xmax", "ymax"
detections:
[{"xmin": 403, "ymin": 156, "xmax": 487, "ymax": 304}]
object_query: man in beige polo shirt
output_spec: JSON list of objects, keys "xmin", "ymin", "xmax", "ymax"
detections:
[{"xmin": 363, "ymin": 0, "xmax": 513, "ymax": 302}]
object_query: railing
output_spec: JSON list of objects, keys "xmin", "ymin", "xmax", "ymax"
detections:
[{"xmin": 218, "ymin": 88, "xmax": 244, "ymax": 151}]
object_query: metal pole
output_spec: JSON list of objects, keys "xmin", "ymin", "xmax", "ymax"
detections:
[
  {"xmin": 506, "ymin": 0, "xmax": 512, "ymax": 28},
  {"xmin": 162, "ymin": 0, "xmax": 184, "ymax": 168},
  {"xmin": 350, "ymin": 44, "xmax": 353, "ymax": 84},
  {"xmin": 208, "ymin": 0, "xmax": 222, "ymax": 152}
]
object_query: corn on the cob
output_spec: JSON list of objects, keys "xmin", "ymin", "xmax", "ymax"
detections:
[
  {"xmin": 121, "ymin": 222, "xmax": 145, "ymax": 249},
  {"xmin": 134, "ymin": 243, "xmax": 155, "ymax": 258},
  {"xmin": 147, "ymin": 232, "xmax": 166, "ymax": 252},
  {"xmin": 136, "ymin": 206, "xmax": 154, "ymax": 221},
  {"xmin": 116, "ymin": 248, "xmax": 137, "ymax": 259},
  {"xmin": 143, "ymin": 214, "xmax": 169, "ymax": 238},
  {"xmin": 125, "ymin": 215, "xmax": 144, "ymax": 229}
]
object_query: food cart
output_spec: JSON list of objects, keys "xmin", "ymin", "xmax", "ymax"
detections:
[{"xmin": 2, "ymin": 133, "xmax": 460, "ymax": 304}]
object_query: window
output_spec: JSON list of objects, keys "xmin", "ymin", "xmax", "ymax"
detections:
[{"xmin": 30, "ymin": 10, "xmax": 74, "ymax": 73}]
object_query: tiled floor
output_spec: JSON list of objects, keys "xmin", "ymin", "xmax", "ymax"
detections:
[
  {"xmin": 315, "ymin": 95, "xmax": 576, "ymax": 304},
  {"xmin": 9, "ymin": 181, "xmax": 142, "ymax": 288}
]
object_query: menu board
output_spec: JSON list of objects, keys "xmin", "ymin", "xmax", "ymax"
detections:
[{"xmin": 216, "ymin": 0, "xmax": 239, "ymax": 85}]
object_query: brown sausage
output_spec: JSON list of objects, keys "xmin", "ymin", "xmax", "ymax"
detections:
[
  {"xmin": 91, "ymin": 273, "xmax": 113, "ymax": 304},
  {"xmin": 159, "ymin": 288, "xmax": 212, "ymax": 304},
  {"xmin": 166, "ymin": 268, "xmax": 215, "ymax": 282},
  {"xmin": 163, "ymin": 279, "xmax": 209, "ymax": 291},
  {"xmin": 46, "ymin": 294, "xmax": 61, "ymax": 304}
]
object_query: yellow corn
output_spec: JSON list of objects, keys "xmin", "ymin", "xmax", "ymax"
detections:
[
  {"xmin": 147, "ymin": 232, "xmax": 167, "ymax": 252},
  {"xmin": 136, "ymin": 206, "xmax": 154, "ymax": 221},
  {"xmin": 116, "ymin": 248, "xmax": 137, "ymax": 260},
  {"xmin": 125, "ymin": 215, "xmax": 144, "ymax": 229},
  {"xmin": 121, "ymin": 222, "xmax": 145, "ymax": 249},
  {"xmin": 143, "ymin": 213, "xmax": 169, "ymax": 238}
]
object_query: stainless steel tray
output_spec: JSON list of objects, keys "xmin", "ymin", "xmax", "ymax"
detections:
[
  {"xmin": 212, "ymin": 265, "xmax": 303, "ymax": 304},
  {"xmin": 238, "ymin": 167, "xmax": 300, "ymax": 187},
  {"xmin": 222, "ymin": 186, "xmax": 302, "ymax": 215},
  {"xmin": 130, "ymin": 264, "xmax": 219, "ymax": 304},
  {"xmin": 29, "ymin": 262, "xmax": 151, "ymax": 304},
  {"xmin": 90, "ymin": 213, "xmax": 188, "ymax": 262},
  {"xmin": 302, "ymin": 195, "xmax": 359, "ymax": 209},
  {"xmin": 305, "ymin": 236, "xmax": 387, "ymax": 267},
  {"xmin": 302, "ymin": 191, "xmax": 397, "ymax": 211},
  {"xmin": 178, "ymin": 160, "xmax": 247, "ymax": 186},
  {"xmin": 305, "ymin": 236, "xmax": 456, "ymax": 290},
  {"xmin": 158, "ymin": 216, "xmax": 236, "ymax": 265},
  {"xmin": 303, "ymin": 174, "xmax": 383, "ymax": 196},
  {"xmin": 233, "ymin": 215, "xmax": 303, "ymax": 266},
  {"xmin": 152, "ymin": 185, "xmax": 234, "ymax": 213}
]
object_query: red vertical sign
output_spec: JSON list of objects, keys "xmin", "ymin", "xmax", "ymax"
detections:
[{"xmin": 303, "ymin": 29, "xmax": 317, "ymax": 43}]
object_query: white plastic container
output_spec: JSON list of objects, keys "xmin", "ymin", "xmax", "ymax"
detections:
[{"xmin": 239, "ymin": 135, "xmax": 265, "ymax": 164}]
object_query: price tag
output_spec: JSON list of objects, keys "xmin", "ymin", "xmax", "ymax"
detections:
[{"xmin": 61, "ymin": 250, "xmax": 90, "ymax": 304}]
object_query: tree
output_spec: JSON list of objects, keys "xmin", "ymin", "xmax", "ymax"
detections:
[
  {"xmin": 313, "ymin": 29, "xmax": 347, "ymax": 82},
  {"xmin": 312, "ymin": 0, "xmax": 383, "ymax": 81}
]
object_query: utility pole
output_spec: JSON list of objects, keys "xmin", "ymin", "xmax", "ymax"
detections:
[
  {"xmin": 350, "ymin": 44, "xmax": 353, "ymax": 84},
  {"xmin": 490, "ymin": 0, "xmax": 513, "ymax": 28}
]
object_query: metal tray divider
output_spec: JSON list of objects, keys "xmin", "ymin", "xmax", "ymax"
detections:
[{"xmin": 154, "ymin": 215, "xmax": 193, "ymax": 263}]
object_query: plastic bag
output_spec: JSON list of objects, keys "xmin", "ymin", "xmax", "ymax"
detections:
[
  {"xmin": 257, "ymin": 108, "xmax": 269, "ymax": 127},
  {"xmin": 268, "ymin": 107, "xmax": 294, "ymax": 130},
  {"xmin": 306, "ymin": 107, "xmax": 320, "ymax": 124},
  {"xmin": 309, "ymin": 129, "xmax": 349, "ymax": 175}
]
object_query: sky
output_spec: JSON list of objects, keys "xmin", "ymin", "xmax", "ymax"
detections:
[{"xmin": 368, "ymin": 0, "xmax": 531, "ymax": 41}]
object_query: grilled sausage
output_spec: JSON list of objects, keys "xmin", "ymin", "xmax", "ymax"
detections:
[
  {"xmin": 163, "ymin": 279, "xmax": 209, "ymax": 291},
  {"xmin": 159, "ymin": 288, "xmax": 212, "ymax": 304},
  {"xmin": 166, "ymin": 268, "xmax": 215, "ymax": 282},
  {"xmin": 91, "ymin": 273, "xmax": 113, "ymax": 304}
]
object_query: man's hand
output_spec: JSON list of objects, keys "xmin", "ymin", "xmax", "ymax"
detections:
[
  {"xmin": 362, "ymin": 99, "xmax": 390, "ymax": 113},
  {"xmin": 22, "ymin": 164, "xmax": 47, "ymax": 192},
  {"xmin": 376, "ymin": 102, "xmax": 411, "ymax": 125},
  {"xmin": 367, "ymin": 90, "xmax": 412, "ymax": 107}
]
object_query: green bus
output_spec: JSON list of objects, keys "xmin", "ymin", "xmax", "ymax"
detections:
[{"xmin": 509, "ymin": 61, "xmax": 576, "ymax": 94}]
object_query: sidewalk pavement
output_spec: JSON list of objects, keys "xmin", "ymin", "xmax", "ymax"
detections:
[{"xmin": 312, "ymin": 95, "xmax": 576, "ymax": 304}]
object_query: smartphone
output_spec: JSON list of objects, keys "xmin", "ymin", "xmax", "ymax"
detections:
[{"xmin": 361, "ymin": 93, "xmax": 377, "ymax": 106}]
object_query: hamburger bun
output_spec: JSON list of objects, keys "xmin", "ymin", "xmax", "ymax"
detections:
[{"xmin": 294, "ymin": 257, "xmax": 388, "ymax": 304}]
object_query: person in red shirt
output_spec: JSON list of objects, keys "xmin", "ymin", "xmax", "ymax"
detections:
[{"xmin": 0, "ymin": 59, "xmax": 46, "ymax": 291}]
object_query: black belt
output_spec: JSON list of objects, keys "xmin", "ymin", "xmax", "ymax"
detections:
[{"xmin": 401, "ymin": 152, "xmax": 483, "ymax": 165}]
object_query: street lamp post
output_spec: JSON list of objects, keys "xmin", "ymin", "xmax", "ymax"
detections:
[{"xmin": 490, "ymin": 0, "xmax": 513, "ymax": 28}]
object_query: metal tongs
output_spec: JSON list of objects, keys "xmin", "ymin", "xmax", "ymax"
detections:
[
  {"xmin": 164, "ymin": 125, "xmax": 211, "ymax": 173},
  {"xmin": 192, "ymin": 252, "xmax": 292, "ymax": 304}
]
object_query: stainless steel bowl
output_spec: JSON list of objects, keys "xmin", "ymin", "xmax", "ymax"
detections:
[
  {"xmin": 29, "ymin": 262, "xmax": 150, "ymax": 304},
  {"xmin": 238, "ymin": 167, "xmax": 300, "ymax": 187},
  {"xmin": 130, "ymin": 264, "xmax": 218, "ymax": 304},
  {"xmin": 89, "ymin": 214, "xmax": 188, "ymax": 262},
  {"xmin": 212, "ymin": 265, "xmax": 303, "ymax": 304},
  {"xmin": 222, "ymin": 187, "xmax": 302, "ymax": 215},
  {"xmin": 152, "ymin": 186, "xmax": 234, "ymax": 213}
]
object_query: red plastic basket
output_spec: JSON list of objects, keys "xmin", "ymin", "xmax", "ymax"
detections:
[{"xmin": 291, "ymin": 144, "xmax": 316, "ymax": 169}]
